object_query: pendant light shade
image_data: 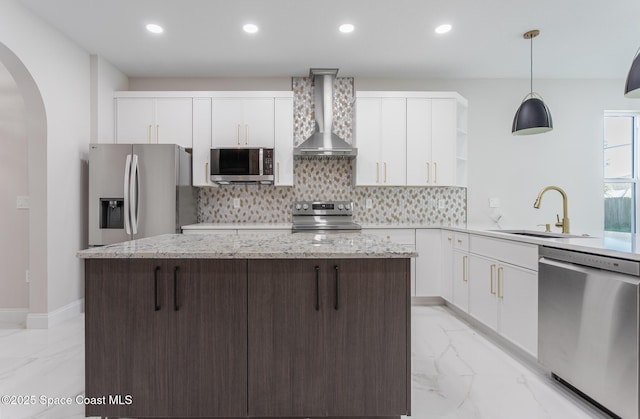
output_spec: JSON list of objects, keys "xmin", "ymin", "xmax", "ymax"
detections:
[
  {"xmin": 512, "ymin": 93, "xmax": 553, "ymax": 135},
  {"xmin": 512, "ymin": 29, "xmax": 553, "ymax": 135},
  {"xmin": 625, "ymin": 48, "xmax": 640, "ymax": 98}
]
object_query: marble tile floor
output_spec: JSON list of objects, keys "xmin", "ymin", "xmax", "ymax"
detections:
[{"xmin": 0, "ymin": 305, "xmax": 609, "ymax": 419}]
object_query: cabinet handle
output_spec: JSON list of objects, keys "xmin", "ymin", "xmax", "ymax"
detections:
[
  {"xmin": 497, "ymin": 266, "xmax": 504, "ymax": 299},
  {"xmin": 154, "ymin": 266, "xmax": 161, "ymax": 311},
  {"xmin": 237, "ymin": 124, "xmax": 241, "ymax": 145},
  {"xmin": 426, "ymin": 162, "xmax": 430, "ymax": 183},
  {"xmin": 376, "ymin": 162, "xmax": 380, "ymax": 183},
  {"xmin": 245, "ymin": 124, "xmax": 249, "ymax": 145},
  {"xmin": 156, "ymin": 125, "xmax": 159, "ymax": 143},
  {"xmin": 457, "ymin": 239, "xmax": 462, "ymax": 245},
  {"xmin": 148, "ymin": 125, "xmax": 152, "ymax": 143},
  {"xmin": 173, "ymin": 266, "xmax": 180, "ymax": 311},
  {"xmin": 447, "ymin": 237, "xmax": 452, "ymax": 242},
  {"xmin": 315, "ymin": 266, "xmax": 320, "ymax": 311},
  {"xmin": 205, "ymin": 162, "xmax": 210, "ymax": 185},
  {"xmin": 384, "ymin": 162, "xmax": 387, "ymax": 183},
  {"xmin": 434, "ymin": 162, "xmax": 438, "ymax": 184},
  {"xmin": 490, "ymin": 264, "xmax": 496, "ymax": 295},
  {"xmin": 276, "ymin": 162, "xmax": 280, "ymax": 183},
  {"xmin": 334, "ymin": 265, "xmax": 340, "ymax": 311},
  {"xmin": 462, "ymin": 255, "xmax": 468, "ymax": 282}
]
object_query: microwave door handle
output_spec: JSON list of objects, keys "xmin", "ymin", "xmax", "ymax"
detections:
[
  {"xmin": 123, "ymin": 154, "xmax": 132, "ymax": 235},
  {"xmin": 130, "ymin": 154, "xmax": 140, "ymax": 235}
]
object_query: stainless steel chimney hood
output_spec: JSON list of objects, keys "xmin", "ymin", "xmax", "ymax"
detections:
[{"xmin": 293, "ymin": 68, "xmax": 357, "ymax": 159}]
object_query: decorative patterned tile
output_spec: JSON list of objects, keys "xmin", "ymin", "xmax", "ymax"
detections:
[{"xmin": 197, "ymin": 77, "xmax": 467, "ymax": 226}]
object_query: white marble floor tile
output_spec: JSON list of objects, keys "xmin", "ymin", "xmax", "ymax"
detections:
[{"xmin": 0, "ymin": 306, "xmax": 612, "ymax": 419}]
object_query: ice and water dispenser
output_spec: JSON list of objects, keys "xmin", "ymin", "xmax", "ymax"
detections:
[{"xmin": 99, "ymin": 198, "xmax": 124, "ymax": 229}]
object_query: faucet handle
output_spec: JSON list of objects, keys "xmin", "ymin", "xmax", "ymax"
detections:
[{"xmin": 555, "ymin": 214, "xmax": 563, "ymax": 228}]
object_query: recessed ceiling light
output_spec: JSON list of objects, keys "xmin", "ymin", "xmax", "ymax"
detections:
[
  {"xmin": 145, "ymin": 23, "xmax": 164, "ymax": 34},
  {"xmin": 435, "ymin": 24, "xmax": 452, "ymax": 35},
  {"xmin": 243, "ymin": 23, "xmax": 259, "ymax": 34},
  {"xmin": 339, "ymin": 23, "xmax": 355, "ymax": 34}
]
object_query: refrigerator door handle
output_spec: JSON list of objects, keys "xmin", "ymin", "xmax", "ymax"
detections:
[
  {"xmin": 123, "ymin": 154, "xmax": 132, "ymax": 235},
  {"xmin": 130, "ymin": 154, "xmax": 140, "ymax": 235}
]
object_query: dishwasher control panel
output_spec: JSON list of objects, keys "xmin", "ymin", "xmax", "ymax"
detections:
[{"xmin": 539, "ymin": 246, "xmax": 640, "ymax": 276}]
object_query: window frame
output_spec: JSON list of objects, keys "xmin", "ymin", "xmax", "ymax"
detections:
[{"xmin": 604, "ymin": 111, "xmax": 640, "ymax": 233}]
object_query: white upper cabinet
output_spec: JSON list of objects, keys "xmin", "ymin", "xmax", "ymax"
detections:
[
  {"xmin": 274, "ymin": 98, "xmax": 294, "ymax": 186},
  {"xmin": 354, "ymin": 97, "xmax": 406, "ymax": 186},
  {"xmin": 356, "ymin": 91, "xmax": 467, "ymax": 187},
  {"xmin": 407, "ymin": 98, "xmax": 458, "ymax": 186},
  {"xmin": 212, "ymin": 98, "xmax": 274, "ymax": 147},
  {"xmin": 192, "ymin": 98, "xmax": 217, "ymax": 187},
  {"xmin": 115, "ymin": 97, "xmax": 193, "ymax": 148}
]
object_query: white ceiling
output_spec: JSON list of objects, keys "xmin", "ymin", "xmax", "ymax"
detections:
[{"xmin": 19, "ymin": 0, "xmax": 640, "ymax": 80}]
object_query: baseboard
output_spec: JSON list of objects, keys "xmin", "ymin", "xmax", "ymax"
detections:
[
  {"xmin": 411, "ymin": 296, "xmax": 445, "ymax": 306},
  {"xmin": 0, "ymin": 308, "xmax": 28, "ymax": 328},
  {"xmin": 26, "ymin": 298, "xmax": 84, "ymax": 329}
]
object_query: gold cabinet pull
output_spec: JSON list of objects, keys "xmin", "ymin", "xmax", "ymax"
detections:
[
  {"xmin": 490, "ymin": 264, "xmax": 496, "ymax": 295},
  {"xmin": 276, "ymin": 162, "xmax": 280, "ymax": 183},
  {"xmin": 205, "ymin": 162, "xmax": 210, "ymax": 185},
  {"xmin": 426, "ymin": 162, "xmax": 430, "ymax": 183},
  {"xmin": 376, "ymin": 162, "xmax": 380, "ymax": 183},
  {"xmin": 447, "ymin": 237, "xmax": 452, "ymax": 242},
  {"xmin": 245, "ymin": 124, "xmax": 249, "ymax": 145},
  {"xmin": 434, "ymin": 162, "xmax": 438, "ymax": 184},
  {"xmin": 462, "ymin": 255, "xmax": 468, "ymax": 282},
  {"xmin": 384, "ymin": 162, "xmax": 387, "ymax": 183},
  {"xmin": 457, "ymin": 239, "xmax": 462, "ymax": 245},
  {"xmin": 497, "ymin": 266, "xmax": 504, "ymax": 299},
  {"xmin": 237, "ymin": 124, "xmax": 241, "ymax": 145},
  {"xmin": 148, "ymin": 125, "xmax": 152, "ymax": 143},
  {"xmin": 156, "ymin": 125, "xmax": 159, "ymax": 143}
]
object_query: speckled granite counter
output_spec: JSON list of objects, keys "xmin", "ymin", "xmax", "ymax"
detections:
[{"xmin": 77, "ymin": 232, "xmax": 418, "ymax": 259}]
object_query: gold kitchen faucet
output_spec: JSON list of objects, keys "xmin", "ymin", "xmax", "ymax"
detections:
[{"xmin": 533, "ymin": 186, "xmax": 570, "ymax": 234}]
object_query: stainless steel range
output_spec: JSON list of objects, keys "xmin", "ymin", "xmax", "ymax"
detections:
[{"xmin": 291, "ymin": 201, "xmax": 361, "ymax": 232}]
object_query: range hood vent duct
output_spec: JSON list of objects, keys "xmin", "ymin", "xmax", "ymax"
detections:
[{"xmin": 294, "ymin": 68, "xmax": 357, "ymax": 159}]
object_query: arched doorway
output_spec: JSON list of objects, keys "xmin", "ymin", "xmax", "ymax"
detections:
[{"xmin": 0, "ymin": 42, "xmax": 47, "ymax": 327}]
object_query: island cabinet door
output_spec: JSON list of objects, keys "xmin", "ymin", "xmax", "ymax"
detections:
[
  {"xmin": 247, "ymin": 259, "xmax": 327, "ymax": 417},
  {"xmin": 85, "ymin": 259, "xmax": 170, "ymax": 418},
  {"xmin": 167, "ymin": 259, "xmax": 248, "ymax": 417},
  {"xmin": 325, "ymin": 259, "xmax": 410, "ymax": 417}
]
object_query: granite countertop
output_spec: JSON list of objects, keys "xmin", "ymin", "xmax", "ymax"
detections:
[{"xmin": 77, "ymin": 232, "xmax": 418, "ymax": 259}]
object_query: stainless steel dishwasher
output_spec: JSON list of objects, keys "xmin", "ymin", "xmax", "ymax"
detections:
[{"xmin": 539, "ymin": 246, "xmax": 640, "ymax": 419}]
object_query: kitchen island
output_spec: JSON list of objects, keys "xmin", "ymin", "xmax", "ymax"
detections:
[{"xmin": 77, "ymin": 232, "xmax": 416, "ymax": 419}]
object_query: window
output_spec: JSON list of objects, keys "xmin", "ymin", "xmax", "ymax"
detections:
[{"xmin": 604, "ymin": 112, "xmax": 639, "ymax": 232}]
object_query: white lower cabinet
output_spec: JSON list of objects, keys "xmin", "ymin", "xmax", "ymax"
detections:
[
  {"xmin": 440, "ymin": 231, "xmax": 454, "ymax": 302},
  {"xmin": 452, "ymin": 249, "xmax": 469, "ymax": 312},
  {"xmin": 468, "ymin": 235, "xmax": 538, "ymax": 356},
  {"xmin": 415, "ymin": 229, "xmax": 442, "ymax": 296}
]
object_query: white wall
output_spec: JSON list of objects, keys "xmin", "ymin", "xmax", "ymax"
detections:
[
  {"xmin": 357, "ymin": 78, "xmax": 640, "ymax": 235},
  {"xmin": 0, "ymin": 60, "xmax": 28, "ymax": 310},
  {"xmin": 0, "ymin": 0, "xmax": 91, "ymax": 323},
  {"xmin": 91, "ymin": 55, "xmax": 129, "ymax": 143},
  {"xmin": 128, "ymin": 77, "xmax": 290, "ymax": 91}
]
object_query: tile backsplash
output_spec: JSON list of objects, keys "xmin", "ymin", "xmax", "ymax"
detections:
[{"xmin": 197, "ymin": 76, "xmax": 466, "ymax": 226}]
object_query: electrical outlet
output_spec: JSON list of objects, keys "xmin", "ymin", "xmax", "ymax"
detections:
[
  {"xmin": 16, "ymin": 196, "xmax": 29, "ymax": 209},
  {"xmin": 233, "ymin": 198, "xmax": 241, "ymax": 208},
  {"xmin": 365, "ymin": 198, "xmax": 373, "ymax": 209},
  {"xmin": 489, "ymin": 198, "xmax": 501, "ymax": 208}
]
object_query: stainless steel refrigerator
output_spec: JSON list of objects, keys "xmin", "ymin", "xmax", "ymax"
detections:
[{"xmin": 88, "ymin": 144, "xmax": 196, "ymax": 246}]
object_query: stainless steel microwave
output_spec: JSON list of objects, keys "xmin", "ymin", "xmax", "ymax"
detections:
[{"xmin": 210, "ymin": 148, "xmax": 274, "ymax": 185}]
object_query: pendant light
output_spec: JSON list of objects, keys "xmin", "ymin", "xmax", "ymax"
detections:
[
  {"xmin": 512, "ymin": 30, "xmax": 553, "ymax": 135},
  {"xmin": 625, "ymin": 47, "xmax": 640, "ymax": 98}
]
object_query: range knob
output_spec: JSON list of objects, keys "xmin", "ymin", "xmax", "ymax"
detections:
[
  {"xmin": 345, "ymin": 204, "xmax": 351, "ymax": 210},
  {"xmin": 302, "ymin": 203, "xmax": 309, "ymax": 210},
  {"xmin": 295, "ymin": 203, "xmax": 302, "ymax": 210},
  {"xmin": 338, "ymin": 204, "xmax": 344, "ymax": 210}
]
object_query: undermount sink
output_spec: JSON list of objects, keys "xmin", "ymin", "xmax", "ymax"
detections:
[{"xmin": 491, "ymin": 229, "xmax": 589, "ymax": 239}]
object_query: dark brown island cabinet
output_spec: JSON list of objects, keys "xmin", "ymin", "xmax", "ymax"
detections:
[{"xmin": 84, "ymin": 258, "xmax": 411, "ymax": 419}]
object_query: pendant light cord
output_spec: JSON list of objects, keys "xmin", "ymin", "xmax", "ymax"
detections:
[{"xmin": 530, "ymin": 35, "xmax": 533, "ymax": 94}]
